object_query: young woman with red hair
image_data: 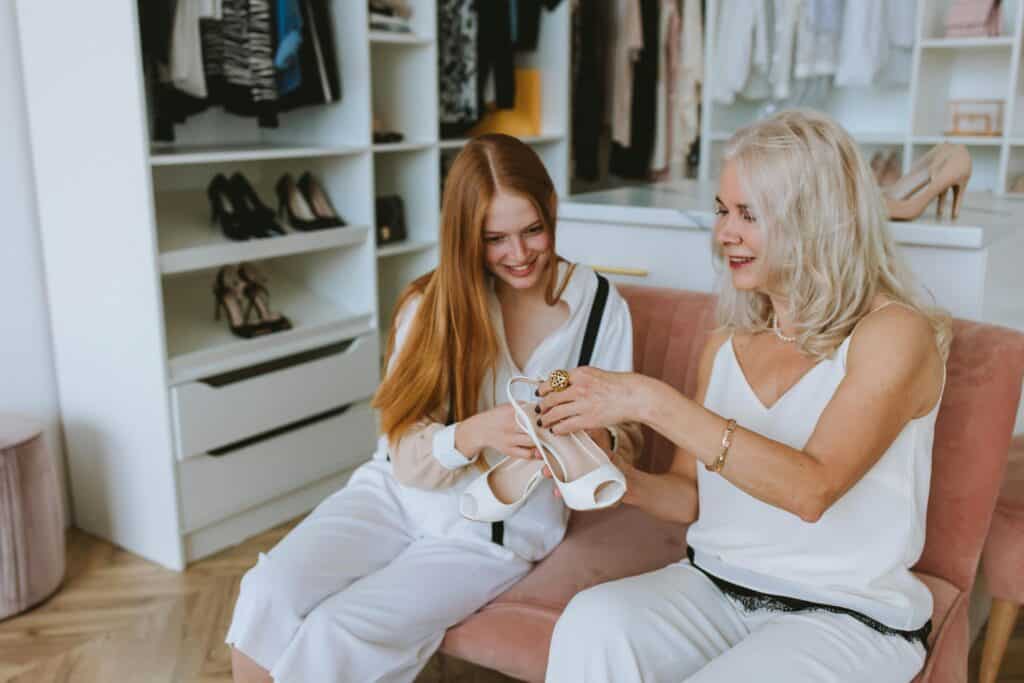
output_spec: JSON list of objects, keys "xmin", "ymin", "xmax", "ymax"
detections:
[{"xmin": 226, "ymin": 134, "xmax": 642, "ymax": 683}]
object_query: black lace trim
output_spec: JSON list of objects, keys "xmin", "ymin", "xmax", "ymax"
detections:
[{"xmin": 686, "ymin": 548, "xmax": 931, "ymax": 649}]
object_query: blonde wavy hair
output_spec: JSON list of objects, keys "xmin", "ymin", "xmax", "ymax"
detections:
[{"xmin": 715, "ymin": 109, "xmax": 951, "ymax": 360}]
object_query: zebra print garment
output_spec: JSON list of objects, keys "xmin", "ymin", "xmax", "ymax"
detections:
[{"xmin": 220, "ymin": 0, "xmax": 279, "ymax": 122}]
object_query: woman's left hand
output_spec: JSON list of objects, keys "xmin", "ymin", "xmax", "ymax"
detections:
[{"xmin": 537, "ymin": 367, "xmax": 639, "ymax": 435}]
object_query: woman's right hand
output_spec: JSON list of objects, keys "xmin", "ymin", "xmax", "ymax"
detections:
[{"xmin": 454, "ymin": 404, "xmax": 541, "ymax": 461}]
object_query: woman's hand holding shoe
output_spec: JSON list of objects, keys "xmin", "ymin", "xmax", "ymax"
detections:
[
  {"xmin": 537, "ymin": 367, "xmax": 646, "ymax": 434},
  {"xmin": 454, "ymin": 404, "xmax": 541, "ymax": 461}
]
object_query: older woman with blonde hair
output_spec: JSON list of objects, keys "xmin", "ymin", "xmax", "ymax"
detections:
[{"xmin": 540, "ymin": 110, "xmax": 951, "ymax": 682}]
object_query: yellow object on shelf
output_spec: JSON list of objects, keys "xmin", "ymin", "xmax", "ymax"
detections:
[{"xmin": 468, "ymin": 69, "xmax": 542, "ymax": 138}]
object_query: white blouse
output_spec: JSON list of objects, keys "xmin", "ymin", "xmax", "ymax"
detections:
[{"xmin": 375, "ymin": 263, "xmax": 637, "ymax": 562}]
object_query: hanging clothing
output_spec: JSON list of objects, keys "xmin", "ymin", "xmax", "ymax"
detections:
[
  {"xmin": 608, "ymin": 0, "xmax": 644, "ymax": 147},
  {"xmin": 711, "ymin": 0, "xmax": 769, "ymax": 105},
  {"xmin": 610, "ymin": 0, "xmax": 660, "ymax": 179},
  {"xmin": 794, "ymin": 0, "xmax": 840, "ymax": 80},
  {"xmin": 888, "ymin": 0, "xmax": 917, "ymax": 48},
  {"xmin": 675, "ymin": 0, "xmax": 703, "ymax": 156},
  {"xmin": 274, "ymin": 0, "xmax": 304, "ymax": 95},
  {"xmin": 835, "ymin": 0, "xmax": 889, "ymax": 87},
  {"xmin": 512, "ymin": 0, "xmax": 565, "ymax": 51},
  {"xmin": 278, "ymin": 0, "xmax": 342, "ymax": 111},
  {"xmin": 169, "ymin": 0, "xmax": 222, "ymax": 98},
  {"xmin": 768, "ymin": 0, "xmax": 802, "ymax": 101},
  {"xmin": 438, "ymin": 0, "xmax": 479, "ymax": 137},
  {"xmin": 571, "ymin": 0, "xmax": 608, "ymax": 180},
  {"xmin": 139, "ymin": 0, "xmax": 210, "ymax": 142},
  {"xmin": 478, "ymin": 0, "xmax": 516, "ymax": 110},
  {"xmin": 651, "ymin": 0, "xmax": 680, "ymax": 177}
]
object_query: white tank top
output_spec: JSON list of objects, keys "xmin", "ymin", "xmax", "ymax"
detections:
[{"xmin": 686, "ymin": 322, "xmax": 940, "ymax": 631}]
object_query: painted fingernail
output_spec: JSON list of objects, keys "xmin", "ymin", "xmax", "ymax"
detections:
[
  {"xmin": 534, "ymin": 405, "xmax": 540, "ymax": 414},
  {"xmin": 536, "ymin": 418, "xmax": 542, "ymax": 427},
  {"xmin": 534, "ymin": 389, "xmax": 540, "ymax": 397}
]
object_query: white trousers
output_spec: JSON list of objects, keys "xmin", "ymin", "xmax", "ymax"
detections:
[
  {"xmin": 546, "ymin": 562, "xmax": 926, "ymax": 683},
  {"xmin": 226, "ymin": 460, "xmax": 531, "ymax": 683}
]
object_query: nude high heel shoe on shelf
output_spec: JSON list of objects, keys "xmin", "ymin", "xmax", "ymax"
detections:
[
  {"xmin": 885, "ymin": 144, "xmax": 972, "ymax": 221},
  {"xmin": 505, "ymin": 376, "xmax": 626, "ymax": 511}
]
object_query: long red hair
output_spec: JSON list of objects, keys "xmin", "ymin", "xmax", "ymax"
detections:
[{"xmin": 373, "ymin": 134, "xmax": 567, "ymax": 444}]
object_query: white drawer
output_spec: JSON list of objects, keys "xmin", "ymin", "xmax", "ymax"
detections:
[
  {"xmin": 171, "ymin": 334, "xmax": 379, "ymax": 459},
  {"xmin": 178, "ymin": 401, "xmax": 378, "ymax": 532},
  {"xmin": 557, "ymin": 219, "xmax": 716, "ymax": 292}
]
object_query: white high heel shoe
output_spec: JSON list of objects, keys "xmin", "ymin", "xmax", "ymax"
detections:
[
  {"xmin": 459, "ymin": 455, "xmax": 546, "ymax": 522},
  {"xmin": 506, "ymin": 375, "xmax": 626, "ymax": 511}
]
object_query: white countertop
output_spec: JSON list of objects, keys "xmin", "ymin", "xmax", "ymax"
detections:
[{"xmin": 562, "ymin": 180, "xmax": 1023, "ymax": 249}]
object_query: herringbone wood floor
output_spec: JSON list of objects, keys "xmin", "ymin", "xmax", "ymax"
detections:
[
  {"xmin": 0, "ymin": 521, "xmax": 1021, "ymax": 682},
  {"xmin": 0, "ymin": 522, "xmax": 514, "ymax": 683}
]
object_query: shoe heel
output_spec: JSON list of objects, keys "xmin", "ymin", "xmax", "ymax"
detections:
[
  {"xmin": 952, "ymin": 183, "xmax": 964, "ymax": 219},
  {"xmin": 936, "ymin": 188, "xmax": 948, "ymax": 218}
]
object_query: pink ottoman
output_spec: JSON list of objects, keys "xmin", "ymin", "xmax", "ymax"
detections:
[
  {"xmin": 979, "ymin": 434, "xmax": 1024, "ymax": 683},
  {"xmin": 0, "ymin": 415, "xmax": 65, "ymax": 620}
]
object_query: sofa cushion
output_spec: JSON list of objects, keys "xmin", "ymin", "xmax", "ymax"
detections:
[
  {"xmin": 981, "ymin": 435, "xmax": 1024, "ymax": 601},
  {"xmin": 442, "ymin": 505, "xmax": 688, "ymax": 682}
]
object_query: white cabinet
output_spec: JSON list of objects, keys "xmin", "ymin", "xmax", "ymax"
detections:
[{"xmin": 15, "ymin": 0, "xmax": 569, "ymax": 569}]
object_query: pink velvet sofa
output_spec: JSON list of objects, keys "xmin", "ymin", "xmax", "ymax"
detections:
[{"xmin": 440, "ymin": 286, "xmax": 1024, "ymax": 683}]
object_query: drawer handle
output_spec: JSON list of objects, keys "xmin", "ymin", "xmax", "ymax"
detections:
[
  {"xmin": 592, "ymin": 265, "xmax": 650, "ymax": 278},
  {"xmin": 207, "ymin": 403, "xmax": 355, "ymax": 456},
  {"xmin": 200, "ymin": 339, "xmax": 358, "ymax": 387}
]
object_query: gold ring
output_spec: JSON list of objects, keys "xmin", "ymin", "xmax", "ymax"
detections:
[{"xmin": 548, "ymin": 369, "xmax": 571, "ymax": 392}]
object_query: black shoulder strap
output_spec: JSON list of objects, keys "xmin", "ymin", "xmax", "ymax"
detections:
[{"xmin": 577, "ymin": 273, "xmax": 610, "ymax": 367}]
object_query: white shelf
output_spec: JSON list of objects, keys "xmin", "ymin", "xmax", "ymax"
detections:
[
  {"xmin": 713, "ymin": 130, "xmax": 906, "ymax": 145},
  {"xmin": 913, "ymin": 135, "xmax": 1005, "ymax": 146},
  {"xmin": 372, "ymin": 140, "xmax": 434, "ymax": 153},
  {"xmin": 376, "ymin": 240, "xmax": 438, "ymax": 258},
  {"xmin": 156, "ymin": 191, "xmax": 370, "ymax": 275},
  {"xmin": 850, "ymin": 132, "xmax": 908, "ymax": 144},
  {"xmin": 150, "ymin": 143, "xmax": 365, "ymax": 166},
  {"xmin": 164, "ymin": 270, "xmax": 375, "ymax": 384},
  {"xmin": 369, "ymin": 30, "xmax": 432, "ymax": 45},
  {"xmin": 920, "ymin": 37, "xmax": 1014, "ymax": 49},
  {"xmin": 439, "ymin": 133, "xmax": 565, "ymax": 149}
]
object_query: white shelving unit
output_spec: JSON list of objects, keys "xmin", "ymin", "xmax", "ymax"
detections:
[
  {"xmin": 700, "ymin": 0, "xmax": 1024, "ymax": 196},
  {"xmin": 14, "ymin": 0, "xmax": 569, "ymax": 570}
]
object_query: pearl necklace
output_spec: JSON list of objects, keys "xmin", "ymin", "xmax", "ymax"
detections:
[{"xmin": 772, "ymin": 314, "xmax": 797, "ymax": 343}]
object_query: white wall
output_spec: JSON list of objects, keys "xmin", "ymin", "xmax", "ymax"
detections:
[{"xmin": 1, "ymin": 1, "xmax": 69, "ymax": 525}]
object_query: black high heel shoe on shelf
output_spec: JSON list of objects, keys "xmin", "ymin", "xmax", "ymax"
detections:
[
  {"xmin": 208, "ymin": 174, "xmax": 252, "ymax": 241},
  {"xmin": 237, "ymin": 263, "xmax": 293, "ymax": 333},
  {"xmin": 275, "ymin": 173, "xmax": 325, "ymax": 231},
  {"xmin": 229, "ymin": 172, "xmax": 286, "ymax": 237},
  {"xmin": 297, "ymin": 172, "xmax": 347, "ymax": 228},
  {"xmin": 213, "ymin": 266, "xmax": 272, "ymax": 338}
]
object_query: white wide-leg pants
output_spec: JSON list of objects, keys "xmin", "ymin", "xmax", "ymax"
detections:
[
  {"xmin": 546, "ymin": 562, "xmax": 926, "ymax": 683},
  {"xmin": 226, "ymin": 460, "xmax": 531, "ymax": 683}
]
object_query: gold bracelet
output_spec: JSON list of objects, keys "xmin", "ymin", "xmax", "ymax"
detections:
[{"xmin": 706, "ymin": 419, "xmax": 737, "ymax": 473}]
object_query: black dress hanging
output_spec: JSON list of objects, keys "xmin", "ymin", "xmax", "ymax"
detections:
[
  {"xmin": 438, "ymin": 0, "xmax": 479, "ymax": 138},
  {"xmin": 278, "ymin": 0, "xmax": 343, "ymax": 111},
  {"xmin": 609, "ymin": 0, "xmax": 660, "ymax": 180}
]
